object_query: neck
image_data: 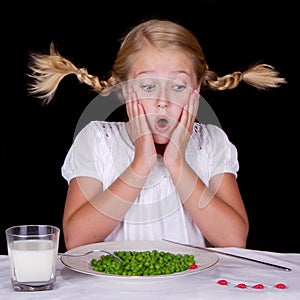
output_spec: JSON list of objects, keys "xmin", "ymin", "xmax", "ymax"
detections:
[{"xmin": 155, "ymin": 143, "xmax": 166, "ymax": 155}]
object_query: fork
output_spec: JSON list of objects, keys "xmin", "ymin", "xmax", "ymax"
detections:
[{"xmin": 61, "ymin": 250, "xmax": 124, "ymax": 262}]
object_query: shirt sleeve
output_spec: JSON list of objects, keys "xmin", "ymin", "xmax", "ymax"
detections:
[
  {"xmin": 61, "ymin": 122, "xmax": 104, "ymax": 184},
  {"xmin": 205, "ymin": 124, "xmax": 239, "ymax": 178}
]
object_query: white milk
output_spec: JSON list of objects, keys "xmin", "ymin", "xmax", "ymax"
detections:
[{"xmin": 8, "ymin": 239, "xmax": 56, "ymax": 282}]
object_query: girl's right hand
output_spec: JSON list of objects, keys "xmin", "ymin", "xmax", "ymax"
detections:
[{"xmin": 125, "ymin": 88, "xmax": 157, "ymax": 176}]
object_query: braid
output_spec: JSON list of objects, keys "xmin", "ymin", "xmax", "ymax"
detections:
[
  {"xmin": 76, "ymin": 67, "xmax": 111, "ymax": 95},
  {"xmin": 28, "ymin": 20, "xmax": 287, "ymax": 105},
  {"xmin": 27, "ymin": 42, "xmax": 113, "ymax": 104},
  {"xmin": 203, "ymin": 63, "xmax": 286, "ymax": 91}
]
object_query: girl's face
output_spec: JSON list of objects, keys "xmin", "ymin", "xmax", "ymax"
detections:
[{"xmin": 126, "ymin": 46, "xmax": 200, "ymax": 144}]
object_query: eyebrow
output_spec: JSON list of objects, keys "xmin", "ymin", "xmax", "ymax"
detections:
[{"xmin": 134, "ymin": 70, "xmax": 192, "ymax": 78}]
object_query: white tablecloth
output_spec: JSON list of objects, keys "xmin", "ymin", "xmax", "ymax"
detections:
[{"xmin": 1, "ymin": 247, "xmax": 299, "ymax": 300}]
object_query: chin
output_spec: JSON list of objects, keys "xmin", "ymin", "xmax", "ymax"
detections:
[{"xmin": 153, "ymin": 134, "xmax": 170, "ymax": 144}]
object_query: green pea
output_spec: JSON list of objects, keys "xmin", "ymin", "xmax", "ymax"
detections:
[{"xmin": 90, "ymin": 249, "xmax": 196, "ymax": 276}]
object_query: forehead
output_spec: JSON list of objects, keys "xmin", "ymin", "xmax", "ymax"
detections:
[{"xmin": 127, "ymin": 46, "xmax": 195, "ymax": 80}]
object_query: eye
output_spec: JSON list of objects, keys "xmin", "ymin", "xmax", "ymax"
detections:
[
  {"xmin": 141, "ymin": 84, "xmax": 156, "ymax": 92},
  {"xmin": 172, "ymin": 84, "xmax": 186, "ymax": 92}
]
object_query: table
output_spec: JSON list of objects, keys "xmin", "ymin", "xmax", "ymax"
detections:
[{"xmin": 1, "ymin": 247, "xmax": 299, "ymax": 300}]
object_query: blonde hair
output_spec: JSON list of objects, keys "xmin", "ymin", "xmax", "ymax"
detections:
[{"xmin": 28, "ymin": 19, "xmax": 286, "ymax": 105}]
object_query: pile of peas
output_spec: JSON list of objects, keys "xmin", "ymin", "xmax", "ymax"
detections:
[{"xmin": 91, "ymin": 250, "xmax": 196, "ymax": 276}]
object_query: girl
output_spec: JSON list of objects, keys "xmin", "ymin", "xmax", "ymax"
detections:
[{"xmin": 28, "ymin": 19, "xmax": 286, "ymax": 250}]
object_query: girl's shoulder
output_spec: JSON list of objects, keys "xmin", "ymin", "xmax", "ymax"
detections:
[
  {"xmin": 78, "ymin": 120, "xmax": 126, "ymax": 136},
  {"xmin": 192, "ymin": 122, "xmax": 235, "ymax": 150},
  {"xmin": 88, "ymin": 120, "xmax": 125, "ymax": 129},
  {"xmin": 71, "ymin": 121, "xmax": 127, "ymax": 146},
  {"xmin": 193, "ymin": 122, "xmax": 227, "ymax": 138}
]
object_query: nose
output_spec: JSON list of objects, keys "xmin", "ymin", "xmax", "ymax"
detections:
[
  {"xmin": 157, "ymin": 101, "xmax": 168, "ymax": 108},
  {"xmin": 156, "ymin": 89, "xmax": 169, "ymax": 108}
]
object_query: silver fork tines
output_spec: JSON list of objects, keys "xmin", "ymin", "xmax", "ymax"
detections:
[{"xmin": 61, "ymin": 249, "xmax": 123, "ymax": 262}]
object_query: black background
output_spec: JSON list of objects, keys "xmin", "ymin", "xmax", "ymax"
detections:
[{"xmin": 1, "ymin": 1, "xmax": 298, "ymax": 254}]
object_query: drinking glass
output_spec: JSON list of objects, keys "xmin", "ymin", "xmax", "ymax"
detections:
[{"xmin": 6, "ymin": 224, "xmax": 60, "ymax": 291}]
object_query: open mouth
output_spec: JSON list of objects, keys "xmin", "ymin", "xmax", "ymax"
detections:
[
  {"xmin": 157, "ymin": 118, "xmax": 168, "ymax": 127},
  {"xmin": 155, "ymin": 117, "xmax": 170, "ymax": 132}
]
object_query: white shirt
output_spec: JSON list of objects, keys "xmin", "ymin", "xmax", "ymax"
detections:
[{"xmin": 61, "ymin": 121, "xmax": 239, "ymax": 246}]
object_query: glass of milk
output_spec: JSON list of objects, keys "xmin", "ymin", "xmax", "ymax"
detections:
[{"xmin": 5, "ymin": 225, "xmax": 60, "ymax": 291}]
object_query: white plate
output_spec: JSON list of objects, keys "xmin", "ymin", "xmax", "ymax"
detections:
[{"xmin": 60, "ymin": 240, "xmax": 218, "ymax": 280}]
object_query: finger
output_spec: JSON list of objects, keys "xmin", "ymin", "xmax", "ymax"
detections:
[
  {"xmin": 192, "ymin": 91, "xmax": 200, "ymax": 118},
  {"xmin": 187, "ymin": 91, "xmax": 199, "ymax": 125},
  {"xmin": 125, "ymin": 87, "xmax": 133, "ymax": 119},
  {"xmin": 138, "ymin": 103, "xmax": 145, "ymax": 115},
  {"xmin": 188, "ymin": 90, "xmax": 199, "ymax": 118},
  {"xmin": 126, "ymin": 87, "xmax": 138, "ymax": 120},
  {"xmin": 180, "ymin": 104, "xmax": 189, "ymax": 126}
]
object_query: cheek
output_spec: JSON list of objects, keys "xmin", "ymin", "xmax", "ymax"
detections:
[
  {"xmin": 138, "ymin": 98, "xmax": 155, "ymax": 111},
  {"xmin": 171, "ymin": 106, "xmax": 184, "ymax": 122}
]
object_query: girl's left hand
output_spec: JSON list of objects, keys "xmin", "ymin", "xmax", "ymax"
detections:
[{"xmin": 164, "ymin": 91, "xmax": 199, "ymax": 169}]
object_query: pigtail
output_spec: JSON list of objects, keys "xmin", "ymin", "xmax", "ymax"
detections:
[
  {"xmin": 27, "ymin": 42, "xmax": 111, "ymax": 105},
  {"xmin": 242, "ymin": 64, "xmax": 286, "ymax": 89},
  {"xmin": 203, "ymin": 63, "xmax": 286, "ymax": 91}
]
